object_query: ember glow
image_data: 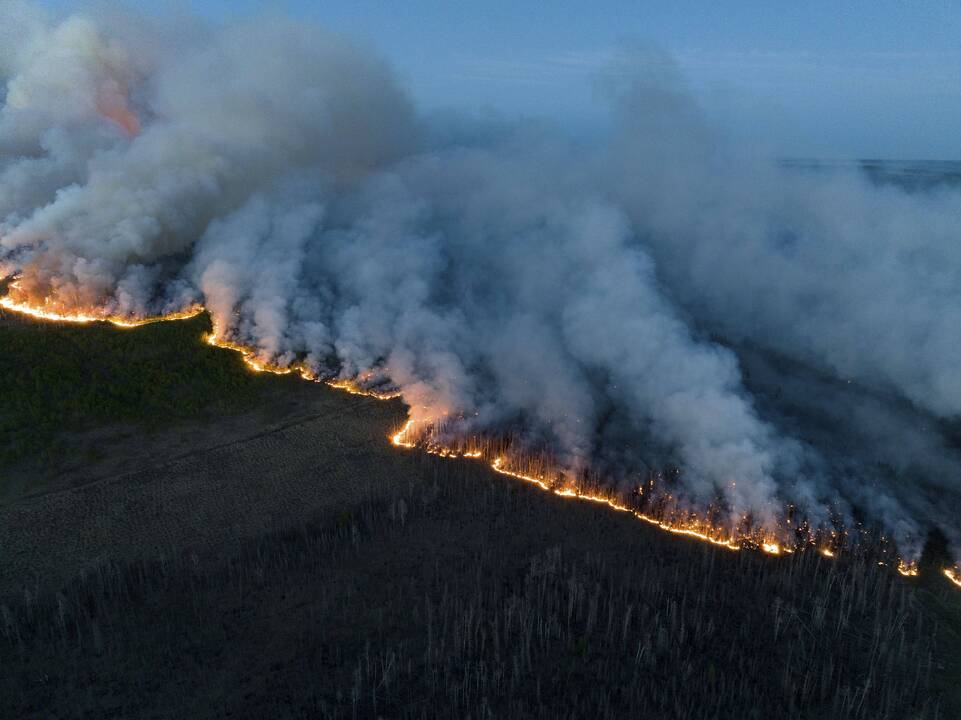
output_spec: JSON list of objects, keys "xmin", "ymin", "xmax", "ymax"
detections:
[
  {"xmin": 2, "ymin": 4, "xmax": 960, "ymax": 587},
  {"xmin": 386, "ymin": 416, "xmax": 814, "ymax": 557},
  {"xmin": 897, "ymin": 560, "xmax": 920, "ymax": 578},
  {"xmin": 204, "ymin": 330, "xmax": 403, "ymax": 399},
  {"xmin": 386, "ymin": 408, "xmax": 881, "ymax": 561},
  {"xmin": 326, "ymin": 378, "xmax": 401, "ymax": 401},
  {"xmin": 0, "ymin": 292, "xmax": 953, "ymax": 583},
  {"xmin": 96, "ymin": 94, "xmax": 140, "ymax": 137},
  {"xmin": 945, "ymin": 568, "xmax": 961, "ymax": 589},
  {"xmin": 390, "ymin": 419, "xmax": 417, "ymax": 449},
  {"xmin": 377, "ymin": 403, "xmax": 958, "ymax": 570},
  {"xmin": 489, "ymin": 455, "xmax": 746, "ymax": 551},
  {"xmin": 0, "ymin": 286, "xmax": 203, "ymax": 328},
  {"xmin": 204, "ymin": 332, "xmax": 312, "ymax": 377}
]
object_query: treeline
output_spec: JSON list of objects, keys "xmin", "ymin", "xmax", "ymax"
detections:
[
  {"xmin": 0, "ymin": 312, "xmax": 265, "ymax": 468},
  {"xmin": 2, "ymin": 458, "xmax": 959, "ymax": 719}
]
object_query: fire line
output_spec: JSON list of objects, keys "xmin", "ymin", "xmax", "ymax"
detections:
[{"xmin": 1, "ymin": 293, "xmax": 954, "ymax": 586}]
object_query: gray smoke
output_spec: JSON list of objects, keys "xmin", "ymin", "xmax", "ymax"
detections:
[{"xmin": 1, "ymin": 4, "xmax": 959, "ymax": 556}]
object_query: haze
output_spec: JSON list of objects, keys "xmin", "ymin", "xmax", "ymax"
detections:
[{"xmin": 39, "ymin": 0, "xmax": 961, "ymax": 160}]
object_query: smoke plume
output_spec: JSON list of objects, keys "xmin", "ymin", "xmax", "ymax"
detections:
[{"xmin": 2, "ymin": 3, "xmax": 959, "ymax": 558}]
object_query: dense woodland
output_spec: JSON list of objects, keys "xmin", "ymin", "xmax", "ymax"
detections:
[
  {"xmin": 0, "ymin": 311, "xmax": 265, "ymax": 470},
  {"xmin": 1, "ymin": 311, "xmax": 960, "ymax": 718}
]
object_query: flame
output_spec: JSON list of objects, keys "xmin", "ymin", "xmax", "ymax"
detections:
[
  {"xmin": 390, "ymin": 422, "xmax": 768, "ymax": 554},
  {"xmin": 0, "ymin": 294, "xmax": 202, "ymax": 327},
  {"xmin": 0, "ymin": 290, "xmax": 948, "ymax": 583},
  {"xmin": 391, "ymin": 419, "xmax": 416, "ymax": 448},
  {"xmin": 488, "ymin": 456, "xmax": 743, "ymax": 551},
  {"xmin": 203, "ymin": 333, "xmax": 307, "ymax": 377},
  {"xmin": 327, "ymin": 378, "xmax": 401, "ymax": 400},
  {"xmin": 203, "ymin": 331, "xmax": 404, "ymax": 400},
  {"xmin": 897, "ymin": 560, "xmax": 919, "ymax": 577}
]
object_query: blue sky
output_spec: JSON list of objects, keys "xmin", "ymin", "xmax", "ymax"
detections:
[{"xmin": 39, "ymin": 1, "xmax": 961, "ymax": 159}]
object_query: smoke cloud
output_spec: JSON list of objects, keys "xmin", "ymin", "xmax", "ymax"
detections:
[{"xmin": 2, "ymin": 3, "xmax": 959, "ymax": 557}]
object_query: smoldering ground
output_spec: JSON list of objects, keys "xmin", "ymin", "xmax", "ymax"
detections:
[{"xmin": 1, "ymin": 1, "xmax": 960, "ymax": 558}]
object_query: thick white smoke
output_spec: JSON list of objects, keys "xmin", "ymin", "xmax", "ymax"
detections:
[{"xmin": 1, "ymin": 4, "xmax": 958, "ymax": 554}]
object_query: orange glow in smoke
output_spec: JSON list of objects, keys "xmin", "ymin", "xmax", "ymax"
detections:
[{"xmin": 97, "ymin": 90, "xmax": 140, "ymax": 137}]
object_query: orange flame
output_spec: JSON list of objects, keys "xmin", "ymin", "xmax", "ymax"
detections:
[
  {"xmin": 487, "ymin": 456, "xmax": 746, "ymax": 551},
  {"xmin": 391, "ymin": 419, "xmax": 417, "ymax": 448},
  {"xmin": 203, "ymin": 330, "xmax": 404, "ymax": 400},
  {"xmin": 897, "ymin": 560, "xmax": 920, "ymax": 577},
  {"xmin": 0, "ymin": 294, "xmax": 202, "ymax": 327},
  {"xmin": 0, "ymin": 291, "xmax": 946, "ymax": 583}
]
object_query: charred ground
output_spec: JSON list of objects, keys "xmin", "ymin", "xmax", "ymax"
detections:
[{"xmin": 1, "ymin": 312, "xmax": 960, "ymax": 719}]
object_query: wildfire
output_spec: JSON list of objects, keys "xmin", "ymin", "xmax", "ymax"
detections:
[
  {"xmin": 487, "ymin": 456, "xmax": 747, "ymax": 552},
  {"xmin": 0, "ymin": 294, "xmax": 203, "ymax": 327},
  {"xmin": 392, "ymin": 421, "xmax": 787, "ymax": 554},
  {"xmin": 0, "ymin": 290, "xmax": 951, "ymax": 585},
  {"xmin": 391, "ymin": 419, "xmax": 416, "ymax": 448},
  {"xmin": 204, "ymin": 331, "xmax": 405, "ymax": 400},
  {"xmin": 391, "ymin": 419, "xmax": 482, "ymax": 457},
  {"xmin": 897, "ymin": 560, "xmax": 920, "ymax": 577},
  {"xmin": 203, "ymin": 333, "xmax": 310, "ymax": 377},
  {"xmin": 327, "ymin": 378, "xmax": 401, "ymax": 401}
]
